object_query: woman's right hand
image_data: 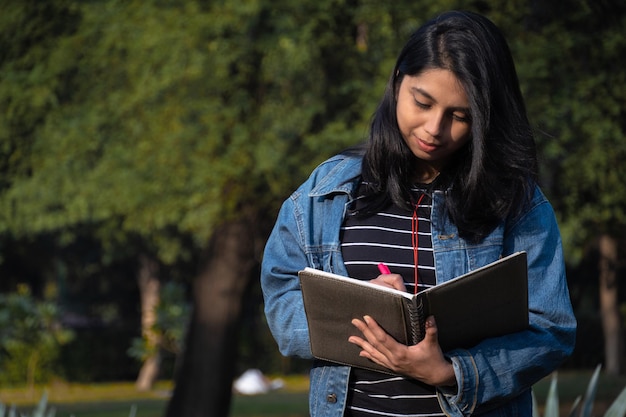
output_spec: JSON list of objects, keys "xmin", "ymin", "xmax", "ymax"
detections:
[{"xmin": 369, "ymin": 273, "xmax": 407, "ymax": 292}]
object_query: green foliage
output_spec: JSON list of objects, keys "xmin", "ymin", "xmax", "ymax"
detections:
[
  {"xmin": 513, "ymin": 0, "xmax": 626, "ymax": 262},
  {"xmin": 1, "ymin": 0, "xmax": 411, "ymax": 265},
  {"xmin": 534, "ymin": 365, "xmax": 626, "ymax": 417},
  {"xmin": 0, "ymin": 0, "xmax": 625, "ymax": 384},
  {"xmin": 128, "ymin": 281, "xmax": 190, "ymax": 361},
  {"xmin": 0, "ymin": 287, "xmax": 74, "ymax": 387},
  {"xmin": 153, "ymin": 282, "xmax": 191, "ymax": 355},
  {"xmin": 4, "ymin": 0, "xmax": 622, "ymax": 265}
]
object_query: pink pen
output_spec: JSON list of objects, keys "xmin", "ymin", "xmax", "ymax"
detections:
[{"xmin": 377, "ymin": 263, "xmax": 391, "ymax": 274}]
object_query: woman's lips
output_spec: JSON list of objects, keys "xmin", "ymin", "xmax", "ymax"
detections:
[{"xmin": 417, "ymin": 137, "xmax": 440, "ymax": 153}]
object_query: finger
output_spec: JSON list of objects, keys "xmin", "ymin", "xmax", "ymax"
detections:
[
  {"xmin": 382, "ymin": 274, "xmax": 407, "ymax": 292},
  {"xmin": 348, "ymin": 323, "xmax": 379, "ymax": 361},
  {"xmin": 351, "ymin": 316, "xmax": 390, "ymax": 354},
  {"xmin": 348, "ymin": 335, "xmax": 376, "ymax": 359},
  {"xmin": 348, "ymin": 334, "xmax": 367, "ymax": 348},
  {"xmin": 422, "ymin": 315, "xmax": 439, "ymax": 345},
  {"xmin": 349, "ymin": 332, "xmax": 388, "ymax": 366},
  {"xmin": 351, "ymin": 317, "xmax": 367, "ymax": 335},
  {"xmin": 361, "ymin": 315, "xmax": 390, "ymax": 344},
  {"xmin": 370, "ymin": 275, "xmax": 407, "ymax": 292},
  {"xmin": 349, "ymin": 319, "xmax": 374, "ymax": 348},
  {"xmin": 350, "ymin": 317, "xmax": 377, "ymax": 347},
  {"xmin": 361, "ymin": 316, "xmax": 404, "ymax": 360}
]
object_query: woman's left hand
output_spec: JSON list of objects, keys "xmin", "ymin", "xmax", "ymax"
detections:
[{"xmin": 348, "ymin": 315, "xmax": 456, "ymax": 387}]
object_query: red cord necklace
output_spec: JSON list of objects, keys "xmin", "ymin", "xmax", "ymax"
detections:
[{"xmin": 412, "ymin": 193, "xmax": 426, "ymax": 295}]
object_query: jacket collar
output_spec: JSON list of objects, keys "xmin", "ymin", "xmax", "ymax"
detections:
[{"xmin": 309, "ymin": 155, "xmax": 362, "ymax": 198}]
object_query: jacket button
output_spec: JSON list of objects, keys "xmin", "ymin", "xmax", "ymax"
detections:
[{"xmin": 326, "ymin": 393, "xmax": 337, "ymax": 403}]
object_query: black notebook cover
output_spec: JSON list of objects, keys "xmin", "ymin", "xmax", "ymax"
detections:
[{"xmin": 299, "ymin": 251, "xmax": 528, "ymax": 374}]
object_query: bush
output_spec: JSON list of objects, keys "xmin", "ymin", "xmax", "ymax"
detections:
[
  {"xmin": 127, "ymin": 281, "xmax": 190, "ymax": 367},
  {"xmin": 0, "ymin": 286, "xmax": 74, "ymax": 387}
]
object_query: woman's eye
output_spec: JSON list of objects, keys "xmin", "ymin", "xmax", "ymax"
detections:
[
  {"xmin": 452, "ymin": 113, "xmax": 471, "ymax": 123},
  {"xmin": 414, "ymin": 99, "xmax": 430, "ymax": 109}
]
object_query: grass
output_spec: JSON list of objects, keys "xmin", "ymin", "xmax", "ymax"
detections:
[
  {"xmin": 0, "ymin": 381, "xmax": 173, "ymax": 406},
  {"xmin": 0, "ymin": 377, "xmax": 309, "ymax": 417},
  {"xmin": 0, "ymin": 370, "xmax": 624, "ymax": 417},
  {"xmin": 0, "ymin": 381, "xmax": 172, "ymax": 417}
]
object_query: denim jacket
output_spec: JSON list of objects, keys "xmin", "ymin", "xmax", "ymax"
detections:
[{"xmin": 261, "ymin": 153, "xmax": 576, "ymax": 417}]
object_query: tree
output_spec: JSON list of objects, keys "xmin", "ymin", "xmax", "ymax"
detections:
[
  {"xmin": 135, "ymin": 254, "xmax": 162, "ymax": 391},
  {"xmin": 1, "ymin": 0, "xmax": 394, "ymax": 413},
  {"xmin": 513, "ymin": 0, "xmax": 626, "ymax": 375},
  {"xmin": 2, "ymin": 1, "xmax": 624, "ymax": 415}
]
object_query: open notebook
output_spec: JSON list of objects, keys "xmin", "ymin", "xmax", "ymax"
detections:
[{"xmin": 299, "ymin": 252, "xmax": 529, "ymax": 374}]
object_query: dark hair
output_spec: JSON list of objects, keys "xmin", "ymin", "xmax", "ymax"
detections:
[{"xmin": 359, "ymin": 10, "xmax": 538, "ymax": 242}]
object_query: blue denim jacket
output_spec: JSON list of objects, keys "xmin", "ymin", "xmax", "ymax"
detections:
[{"xmin": 261, "ymin": 153, "xmax": 576, "ymax": 417}]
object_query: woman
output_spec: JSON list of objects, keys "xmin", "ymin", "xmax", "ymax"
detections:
[{"xmin": 261, "ymin": 10, "xmax": 576, "ymax": 417}]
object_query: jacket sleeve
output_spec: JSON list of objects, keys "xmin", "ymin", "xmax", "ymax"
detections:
[
  {"xmin": 438, "ymin": 192, "xmax": 577, "ymax": 416},
  {"xmin": 260, "ymin": 189, "xmax": 314, "ymax": 359}
]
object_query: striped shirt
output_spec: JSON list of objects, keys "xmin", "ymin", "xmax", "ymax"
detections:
[{"xmin": 340, "ymin": 185, "xmax": 444, "ymax": 417}]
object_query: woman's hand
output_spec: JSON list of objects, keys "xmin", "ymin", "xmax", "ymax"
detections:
[
  {"xmin": 348, "ymin": 315, "xmax": 456, "ymax": 387},
  {"xmin": 369, "ymin": 272, "xmax": 407, "ymax": 292}
]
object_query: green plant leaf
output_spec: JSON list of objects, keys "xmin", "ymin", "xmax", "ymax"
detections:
[
  {"xmin": 32, "ymin": 390, "xmax": 48, "ymax": 417},
  {"xmin": 579, "ymin": 364, "xmax": 602, "ymax": 417},
  {"xmin": 603, "ymin": 385, "xmax": 626, "ymax": 417},
  {"xmin": 532, "ymin": 390, "xmax": 541, "ymax": 417},
  {"xmin": 545, "ymin": 373, "xmax": 560, "ymax": 417},
  {"xmin": 568, "ymin": 395, "xmax": 582, "ymax": 417}
]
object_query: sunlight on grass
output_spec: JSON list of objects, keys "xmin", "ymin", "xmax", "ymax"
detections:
[
  {"xmin": 1, "ymin": 371, "xmax": 624, "ymax": 417},
  {"xmin": 0, "ymin": 375, "xmax": 309, "ymax": 417},
  {"xmin": 0, "ymin": 380, "xmax": 173, "ymax": 406}
]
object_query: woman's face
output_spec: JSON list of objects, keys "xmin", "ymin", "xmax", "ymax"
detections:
[{"xmin": 396, "ymin": 68, "xmax": 472, "ymax": 182}]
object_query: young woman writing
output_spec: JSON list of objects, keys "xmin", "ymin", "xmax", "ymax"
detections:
[{"xmin": 261, "ymin": 10, "xmax": 576, "ymax": 417}]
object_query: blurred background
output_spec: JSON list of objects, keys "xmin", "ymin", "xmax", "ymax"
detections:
[{"xmin": 0, "ymin": 0, "xmax": 624, "ymax": 415}]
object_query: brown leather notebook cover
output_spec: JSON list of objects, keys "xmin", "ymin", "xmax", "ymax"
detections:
[{"xmin": 299, "ymin": 251, "xmax": 528, "ymax": 374}]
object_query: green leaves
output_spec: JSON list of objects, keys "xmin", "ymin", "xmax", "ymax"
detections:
[
  {"xmin": 2, "ymin": 0, "xmax": 624, "ymax": 268},
  {"xmin": 0, "ymin": 288, "xmax": 74, "ymax": 387},
  {"xmin": 513, "ymin": 1, "xmax": 626, "ymax": 259},
  {"xmin": 533, "ymin": 365, "xmax": 626, "ymax": 417}
]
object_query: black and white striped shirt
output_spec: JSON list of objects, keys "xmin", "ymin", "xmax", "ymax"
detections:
[{"xmin": 340, "ymin": 185, "xmax": 444, "ymax": 417}]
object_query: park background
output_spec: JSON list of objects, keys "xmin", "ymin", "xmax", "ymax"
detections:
[{"xmin": 0, "ymin": 0, "xmax": 625, "ymax": 416}]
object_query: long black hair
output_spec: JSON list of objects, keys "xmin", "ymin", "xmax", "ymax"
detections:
[{"xmin": 359, "ymin": 10, "xmax": 538, "ymax": 243}]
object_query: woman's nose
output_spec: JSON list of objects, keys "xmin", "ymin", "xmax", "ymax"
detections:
[{"xmin": 424, "ymin": 112, "xmax": 445, "ymax": 137}]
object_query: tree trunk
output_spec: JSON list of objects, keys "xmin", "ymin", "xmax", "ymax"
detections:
[
  {"xmin": 135, "ymin": 254, "xmax": 162, "ymax": 391},
  {"xmin": 598, "ymin": 234, "xmax": 624, "ymax": 375},
  {"xmin": 165, "ymin": 217, "xmax": 257, "ymax": 417}
]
